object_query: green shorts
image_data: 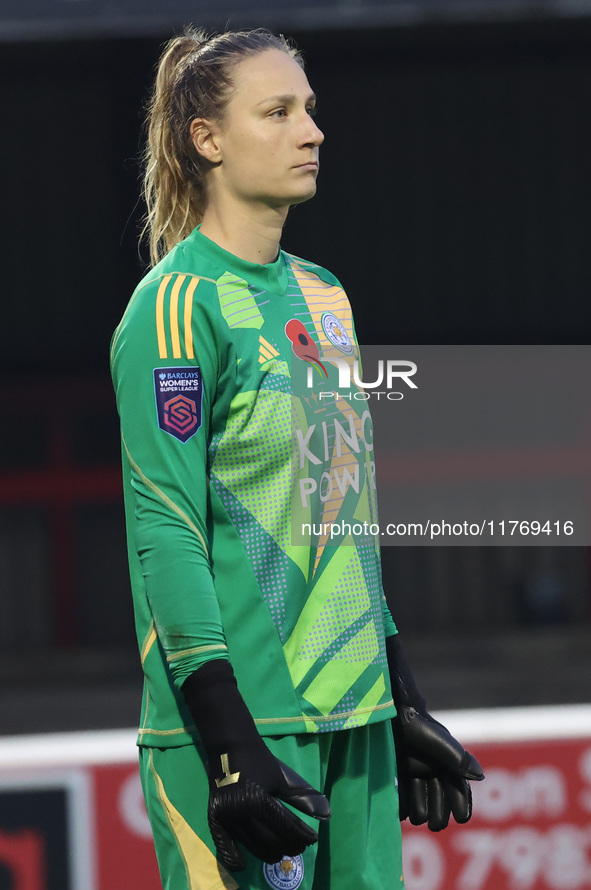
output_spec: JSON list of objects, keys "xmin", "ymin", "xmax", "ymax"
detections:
[{"xmin": 139, "ymin": 721, "xmax": 405, "ymax": 890}]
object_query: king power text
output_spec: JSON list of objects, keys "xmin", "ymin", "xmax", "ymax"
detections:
[{"xmin": 296, "ymin": 410, "xmax": 375, "ymax": 508}]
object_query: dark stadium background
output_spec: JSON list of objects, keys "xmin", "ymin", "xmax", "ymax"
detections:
[{"xmin": 1, "ymin": 1, "xmax": 591, "ymax": 735}]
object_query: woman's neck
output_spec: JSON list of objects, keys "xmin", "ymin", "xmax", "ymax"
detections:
[{"xmin": 199, "ymin": 199, "xmax": 288, "ymax": 265}]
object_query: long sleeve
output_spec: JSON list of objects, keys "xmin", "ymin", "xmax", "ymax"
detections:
[{"xmin": 111, "ymin": 272, "xmax": 229, "ymax": 688}]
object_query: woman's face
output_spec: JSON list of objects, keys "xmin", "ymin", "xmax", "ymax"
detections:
[{"xmin": 203, "ymin": 48, "xmax": 325, "ymax": 212}]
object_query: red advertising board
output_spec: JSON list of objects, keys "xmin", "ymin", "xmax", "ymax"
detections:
[
  {"xmin": 1, "ymin": 712, "xmax": 591, "ymax": 890},
  {"xmin": 93, "ymin": 763, "xmax": 160, "ymax": 889}
]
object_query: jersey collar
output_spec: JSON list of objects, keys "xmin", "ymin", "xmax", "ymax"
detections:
[{"xmin": 191, "ymin": 227, "xmax": 288, "ymax": 296}]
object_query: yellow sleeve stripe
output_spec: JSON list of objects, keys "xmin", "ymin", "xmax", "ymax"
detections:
[
  {"xmin": 139, "ymin": 725, "xmax": 195, "ymax": 738},
  {"xmin": 169, "ymin": 274, "xmax": 186, "ymax": 359},
  {"xmin": 141, "ymin": 624, "xmax": 158, "ymax": 664},
  {"xmin": 184, "ymin": 277, "xmax": 199, "ymax": 359},
  {"xmin": 156, "ymin": 274, "xmax": 204, "ymax": 361},
  {"xmin": 156, "ymin": 274, "xmax": 172, "ymax": 358},
  {"xmin": 166, "ymin": 644, "xmax": 227, "ymax": 663}
]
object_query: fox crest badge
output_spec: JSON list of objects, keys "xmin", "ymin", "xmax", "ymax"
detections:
[{"xmin": 263, "ymin": 854, "xmax": 305, "ymax": 889}]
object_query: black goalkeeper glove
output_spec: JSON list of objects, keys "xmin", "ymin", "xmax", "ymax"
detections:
[
  {"xmin": 182, "ymin": 659, "xmax": 331, "ymax": 871},
  {"xmin": 386, "ymin": 634, "xmax": 484, "ymax": 832}
]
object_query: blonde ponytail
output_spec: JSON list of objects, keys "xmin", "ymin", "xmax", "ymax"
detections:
[
  {"xmin": 142, "ymin": 27, "xmax": 303, "ymax": 267},
  {"xmin": 142, "ymin": 29, "xmax": 207, "ymax": 266}
]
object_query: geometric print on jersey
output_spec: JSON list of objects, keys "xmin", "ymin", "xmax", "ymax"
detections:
[
  {"xmin": 210, "ymin": 389, "xmax": 292, "ymax": 551},
  {"xmin": 356, "ymin": 450, "xmax": 380, "ymax": 534},
  {"xmin": 209, "ymin": 473, "xmax": 289, "ymax": 642},
  {"xmin": 309, "ymin": 425, "xmax": 361, "ymax": 573},
  {"xmin": 259, "ymin": 358, "xmax": 290, "ymax": 378},
  {"xmin": 317, "ymin": 690, "xmax": 356, "ymax": 733},
  {"xmin": 341, "ymin": 672, "xmax": 388, "ymax": 732},
  {"xmin": 217, "ymin": 271, "xmax": 264, "ymax": 330},
  {"xmin": 259, "ymin": 370, "xmax": 291, "ymax": 395},
  {"xmin": 287, "ymin": 262, "xmax": 355, "ymax": 364},
  {"xmin": 283, "ymin": 546, "xmax": 372, "ymax": 688},
  {"xmin": 299, "ymin": 619, "xmax": 380, "ymax": 721},
  {"xmin": 356, "ymin": 544, "xmax": 389, "ymax": 669},
  {"xmin": 331, "ymin": 616, "xmax": 379, "ymax": 663}
]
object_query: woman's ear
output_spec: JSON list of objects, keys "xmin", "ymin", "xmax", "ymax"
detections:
[{"xmin": 190, "ymin": 118, "xmax": 222, "ymax": 164}]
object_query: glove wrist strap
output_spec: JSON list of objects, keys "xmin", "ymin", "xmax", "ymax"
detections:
[{"xmin": 386, "ymin": 634, "xmax": 428, "ymax": 715}]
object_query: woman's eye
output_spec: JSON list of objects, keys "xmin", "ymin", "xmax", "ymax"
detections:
[
  {"xmin": 271, "ymin": 108, "xmax": 287, "ymax": 118},
  {"xmin": 307, "ymin": 106, "xmax": 318, "ymax": 118}
]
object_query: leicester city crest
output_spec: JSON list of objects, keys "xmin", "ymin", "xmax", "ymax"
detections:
[
  {"xmin": 321, "ymin": 312, "xmax": 353, "ymax": 354},
  {"xmin": 263, "ymin": 855, "xmax": 305, "ymax": 889}
]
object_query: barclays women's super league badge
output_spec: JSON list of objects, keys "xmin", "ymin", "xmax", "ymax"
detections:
[
  {"xmin": 263, "ymin": 855, "xmax": 305, "ymax": 889},
  {"xmin": 153, "ymin": 367, "xmax": 203, "ymax": 443}
]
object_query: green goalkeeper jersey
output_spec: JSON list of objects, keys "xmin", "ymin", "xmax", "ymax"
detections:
[{"xmin": 111, "ymin": 227, "xmax": 397, "ymax": 747}]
